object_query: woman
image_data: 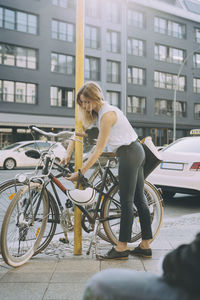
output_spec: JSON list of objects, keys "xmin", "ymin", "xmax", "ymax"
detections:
[{"xmin": 64, "ymin": 81, "xmax": 152, "ymax": 260}]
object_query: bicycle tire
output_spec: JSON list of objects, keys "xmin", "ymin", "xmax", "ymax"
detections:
[
  {"xmin": 85, "ymin": 169, "xmax": 111, "ymax": 243},
  {"xmin": 102, "ymin": 181, "xmax": 163, "ymax": 245},
  {"xmin": 1, "ymin": 182, "xmax": 49, "ymax": 267},
  {"xmin": 0, "ymin": 180, "xmax": 23, "ymax": 233},
  {"xmin": 34, "ymin": 190, "xmax": 59, "ymax": 255},
  {"xmin": 0, "ymin": 180, "xmax": 59, "ymax": 256}
]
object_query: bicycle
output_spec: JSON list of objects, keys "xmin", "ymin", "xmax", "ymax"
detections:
[{"xmin": 0, "ymin": 126, "xmax": 163, "ymax": 267}]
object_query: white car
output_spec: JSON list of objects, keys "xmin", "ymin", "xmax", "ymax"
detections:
[
  {"xmin": 147, "ymin": 133, "xmax": 200, "ymax": 198},
  {"xmin": 0, "ymin": 140, "xmax": 66, "ymax": 170}
]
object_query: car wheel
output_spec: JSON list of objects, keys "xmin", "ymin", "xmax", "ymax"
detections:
[
  {"xmin": 162, "ymin": 191, "xmax": 176, "ymax": 199},
  {"xmin": 4, "ymin": 158, "xmax": 16, "ymax": 170}
]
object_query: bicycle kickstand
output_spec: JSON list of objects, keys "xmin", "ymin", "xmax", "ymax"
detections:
[{"xmin": 86, "ymin": 219, "xmax": 100, "ymax": 258}]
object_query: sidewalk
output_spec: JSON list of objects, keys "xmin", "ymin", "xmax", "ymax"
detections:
[{"xmin": 0, "ymin": 214, "xmax": 200, "ymax": 300}]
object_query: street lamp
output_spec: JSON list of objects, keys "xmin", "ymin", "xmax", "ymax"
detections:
[{"xmin": 173, "ymin": 45, "xmax": 200, "ymax": 142}]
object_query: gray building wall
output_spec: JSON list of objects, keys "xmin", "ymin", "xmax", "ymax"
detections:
[{"xmin": 0, "ymin": 0, "xmax": 200, "ymax": 146}]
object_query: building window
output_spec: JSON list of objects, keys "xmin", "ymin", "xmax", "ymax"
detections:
[
  {"xmin": 106, "ymin": 1, "xmax": 120, "ymax": 24},
  {"xmin": 106, "ymin": 91, "xmax": 120, "ymax": 107},
  {"xmin": 52, "ymin": 19, "xmax": 74, "ymax": 42},
  {"xmin": 154, "ymin": 17, "xmax": 186, "ymax": 39},
  {"xmin": 195, "ymin": 28, "xmax": 200, "ymax": 43},
  {"xmin": 193, "ymin": 53, "xmax": 200, "ymax": 68},
  {"xmin": 128, "ymin": 10, "xmax": 145, "ymax": 28},
  {"xmin": 194, "ymin": 104, "xmax": 200, "ymax": 119},
  {"xmin": 107, "ymin": 60, "xmax": 120, "ymax": 83},
  {"xmin": 0, "ymin": 43, "xmax": 37, "ymax": 69},
  {"xmin": 85, "ymin": 25, "xmax": 100, "ymax": 49},
  {"xmin": 50, "ymin": 86, "xmax": 74, "ymax": 107},
  {"xmin": 106, "ymin": 30, "xmax": 120, "ymax": 53},
  {"xmin": 127, "ymin": 96, "xmax": 146, "ymax": 114},
  {"xmin": 128, "ymin": 38, "xmax": 145, "ymax": 56},
  {"xmin": 128, "ymin": 66, "xmax": 145, "ymax": 85},
  {"xmin": 0, "ymin": 6, "xmax": 37, "ymax": 34},
  {"xmin": 155, "ymin": 98, "xmax": 186, "ymax": 117},
  {"xmin": 85, "ymin": 0, "xmax": 99, "ymax": 18},
  {"xmin": 52, "ymin": 0, "xmax": 75, "ymax": 9},
  {"xmin": 154, "ymin": 71, "xmax": 185, "ymax": 91},
  {"xmin": 51, "ymin": 52, "xmax": 74, "ymax": 75},
  {"xmin": 193, "ymin": 78, "xmax": 200, "ymax": 93},
  {"xmin": 155, "ymin": 44, "xmax": 185, "ymax": 64},
  {"xmin": 85, "ymin": 57, "xmax": 100, "ymax": 81},
  {"xmin": 0, "ymin": 80, "xmax": 36, "ymax": 104}
]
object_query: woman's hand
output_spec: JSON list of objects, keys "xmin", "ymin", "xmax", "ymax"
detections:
[
  {"xmin": 60, "ymin": 156, "xmax": 70, "ymax": 166},
  {"xmin": 66, "ymin": 171, "xmax": 79, "ymax": 182}
]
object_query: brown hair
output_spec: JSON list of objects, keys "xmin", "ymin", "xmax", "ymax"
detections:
[{"xmin": 77, "ymin": 81, "xmax": 104, "ymax": 128}]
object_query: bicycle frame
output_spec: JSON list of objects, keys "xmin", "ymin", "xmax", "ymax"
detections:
[{"xmin": 43, "ymin": 159, "xmax": 119, "ymax": 226}]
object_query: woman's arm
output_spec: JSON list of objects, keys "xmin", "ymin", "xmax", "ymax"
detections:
[{"xmin": 60, "ymin": 139, "xmax": 75, "ymax": 165}]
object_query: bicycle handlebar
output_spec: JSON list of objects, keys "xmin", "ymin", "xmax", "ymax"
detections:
[{"xmin": 29, "ymin": 125, "xmax": 88, "ymax": 138}]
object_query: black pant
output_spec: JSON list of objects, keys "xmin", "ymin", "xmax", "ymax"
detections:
[{"xmin": 117, "ymin": 140, "xmax": 152, "ymax": 242}]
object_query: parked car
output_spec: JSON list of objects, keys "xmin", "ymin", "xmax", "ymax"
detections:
[
  {"xmin": 147, "ymin": 131, "xmax": 200, "ymax": 198},
  {"xmin": 0, "ymin": 140, "xmax": 66, "ymax": 170}
]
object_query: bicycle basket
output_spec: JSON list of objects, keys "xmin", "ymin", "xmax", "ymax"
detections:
[{"xmin": 66, "ymin": 187, "xmax": 96, "ymax": 206}]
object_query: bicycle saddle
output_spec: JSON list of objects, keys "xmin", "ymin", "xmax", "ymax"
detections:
[{"xmin": 66, "ymin": 187, "xmax": 96, "ymax": 205}]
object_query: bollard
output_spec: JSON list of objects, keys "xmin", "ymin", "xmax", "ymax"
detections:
[{"xmin": 74, "ymin": 0, "xmax": 85, "ymax": 255}]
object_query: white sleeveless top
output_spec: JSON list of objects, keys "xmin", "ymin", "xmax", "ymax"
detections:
[{"xmin": 97, "ymin": 102, "xmax": 138, "ymax": 152}]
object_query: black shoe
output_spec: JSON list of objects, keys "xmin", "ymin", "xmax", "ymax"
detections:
[
  {"xmin": 59, "ymin": 237, "xmax": 69, "ymax": 244},
  {"xmin": 98, "ymin": 247, "xmax": 129, "ymax": 260},
  {"xmin": 130, "ymin": 246, "xmax": 152, "ymax": 258}
]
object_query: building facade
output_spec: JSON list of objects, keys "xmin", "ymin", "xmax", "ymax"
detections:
[{"xmin": 0, "ymin": 0, "xmax": 200, "ymax": 147}]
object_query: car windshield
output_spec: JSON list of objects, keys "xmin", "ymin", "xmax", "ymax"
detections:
[
  {"xmin": 2, "ymin": 143, "xmax": 22, "ymax": 150},
  {"xmin": 163, "ymin": 137, "xmax": 200, "ymax": 153}
]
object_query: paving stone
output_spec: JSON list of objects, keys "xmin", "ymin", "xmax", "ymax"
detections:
[
  {"xmin": 43, "ymin": 283, "xmax": 86, "ymax": 300},
  {"xmin": 100, "ymin": 257, "xmax": 144, "ymax": 271},
  {"xmin": 0, "ymin": 283, "xmax": 47, "ymax": 300}
]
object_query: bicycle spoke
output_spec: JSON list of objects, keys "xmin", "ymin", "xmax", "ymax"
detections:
[{"xmin": 1, "ymin": 183, "xmax": 49, "ymax": 267}]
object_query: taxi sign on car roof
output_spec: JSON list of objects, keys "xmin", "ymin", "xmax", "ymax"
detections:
[{"xmin": 190, "ymin": 129, "xmax": 200, "ymax": 136}]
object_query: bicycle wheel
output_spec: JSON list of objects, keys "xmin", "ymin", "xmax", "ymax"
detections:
[
  {"xmin": 0, "ymin": 180, "xmax": 58, "ymax": 256},
  {"xmin": 34, "ymin": 190, "xmax": 59, "ymax": 255},
  {"xmin": 85, "ymin": 165, "xmax": 119, "ymax": 243},
  {"xmin": 0, "ymin": 180, "xmax": 23, "ymax": 234},
  {"xmin": 102, "ymin": 181, "xmax": 163, "ymax": 245},
  {"xmin": 1, "ymin": 182, "xmax": 49, "ymax": 267}
]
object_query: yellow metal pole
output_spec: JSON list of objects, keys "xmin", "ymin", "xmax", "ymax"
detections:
[{"xmin": 74, "ymin": 0, "xmax": 84, "ymax": 255}]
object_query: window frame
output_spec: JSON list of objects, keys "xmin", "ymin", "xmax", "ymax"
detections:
[
  {"xmin": 128, "ymin": 66, "xmax": 146, "ymax": 85},
  {"xmin": 0, "ymin": 79, "xmax": 37, "ymax": 104},
  {"xmin": 107, "ymin": 60, "xmax": 121, "ymax": 83},
  {"xmin": 155, "ymin": 98, "xmax": 186, "ymax": 117},
  {"xmin": 50, "ymin": 86, "xmax": 74, "ymax": 108},
  {"xmin": 51, "ymin": 19, "xmax": 75, "ymax": 42},
  {"xmin": 154, "ymin": 16, "xmax": 186, "ymax": 39},
  {"xmin": 0, "ymin": 6, "xmax": 38, "ymax": 34},
  {"xmin": 51, "ymin": 52, "xmax": 75, "ymax": 75},
  {"xmin": 127, "ymin": 95, "xmax": 146, "ymax": 114},
  {"xmin": 85, "ymin": 56, "xmax": 100, "ymax": 81}
]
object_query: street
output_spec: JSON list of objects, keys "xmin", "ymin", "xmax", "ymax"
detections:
[{"xmin": 0, "ymin": 168, "xmax": 200, "ymax": 221}]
